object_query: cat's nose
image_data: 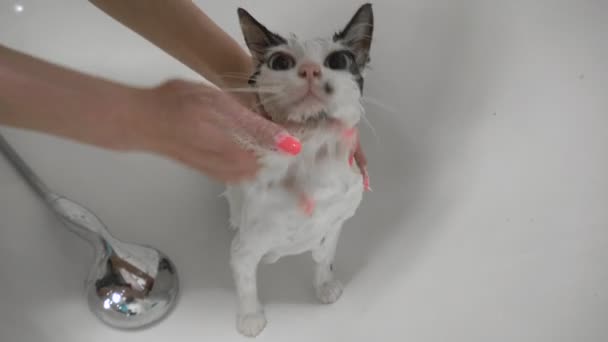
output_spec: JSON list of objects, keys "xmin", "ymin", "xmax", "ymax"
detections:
[{"xmin": 298, "ymin": 63, "xmax": 322, "ymax": 80}]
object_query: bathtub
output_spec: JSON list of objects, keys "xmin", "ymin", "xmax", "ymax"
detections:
[{"xmin": 1, "ymin": 1, "xmax": 607, "ymax": 341}]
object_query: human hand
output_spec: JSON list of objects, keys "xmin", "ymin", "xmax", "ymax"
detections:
[{"xmin": 132, "ymin": 80, "xmax": 301, "ymax": 182}]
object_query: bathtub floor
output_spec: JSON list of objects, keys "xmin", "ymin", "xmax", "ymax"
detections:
[{"xmin": 1, "ymin": 1, "xmax": 607, "ymax": 341}]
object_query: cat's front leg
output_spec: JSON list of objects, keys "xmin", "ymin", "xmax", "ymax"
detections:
[
  {"xmin": 312, "ymin": 227, "xmax": 344, "ymax": 304},
  {"xmin": 230, "ymin": 234, "xmax": 267, "ymax": 337}
]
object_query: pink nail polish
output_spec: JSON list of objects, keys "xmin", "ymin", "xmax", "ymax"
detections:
[{"xmin": 275, "ymin": 133, "xmax": 301, "ymax": 155}]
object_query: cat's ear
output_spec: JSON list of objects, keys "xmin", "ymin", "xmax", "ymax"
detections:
[
  {"xmin": 333, "ymin": 3, "xmax": 374, "ymax": 68},
  {"xmin": 238, "ymin": 8, "xmax": 287, "ymax": 63}
]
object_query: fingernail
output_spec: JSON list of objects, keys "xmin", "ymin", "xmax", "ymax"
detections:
[
  {"xmin": 348, "ymin": 153, "xmax": 354, "ymax": 166},
  {"xmin": 275, "ymin": 133, "xmax": 301, "ymax": 155}
]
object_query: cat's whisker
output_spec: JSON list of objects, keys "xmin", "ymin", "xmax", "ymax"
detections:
[
  {"xmin": 361, "ymin": 96, "xmax": 398, "ymax": 115},
  {"xmin": 217, "ymin": 72, "xmax": 258, "ymax": 79},
  {"xmin": 360, "ymin": 112, "xmax": 380, "ymax": 146},
  {"xmin": 216, "ymin": 74, "xmax": 284, "ymax": 88},
  {"xmin": 251, "ymin": 92, "xmax": 287, "ymax": 111},
  {"xmin": 221, "ymin": 86, "xmax": 283, "ymax": 94},
  {"xmin": 219, "ymin": 71, "xmax": 254, "ymax": 76},
  {"xmin": 217, "ymin": 75, "xmax": 253, "ymax": 81},
  {"xmin": 257, "ymin": 93, "xmax": 285, "ymax": 106},
  {"xmin": 216, "ymin": 72, "xmax": 279, "ymax": 83},
  {"xmin": 170, "ymin": 84, "xmax": 223, "ymax": 98}
]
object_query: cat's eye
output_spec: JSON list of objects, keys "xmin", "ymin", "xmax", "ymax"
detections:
[
  {"xmin": 325, "ymin": 51, "xmax": 353, "ymax": 70},
  {"xmin": 267, "ymin": 52, "xmax": 295, "ymax": 71}
]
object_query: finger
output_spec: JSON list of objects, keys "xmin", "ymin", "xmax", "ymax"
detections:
[
  {"xmin": 200, "ymin": 150, "xmax": 258, "ymax": 180},
  {"xmin": 184, "ymin": 120, "xmax": 243, "ymax": 154},
  {"xmin": 221, "ymin": 147, "xmax": 259, "ymax": 175},
  {"xmin": 164, "ymin": 145, "xmax": 258, "ymax": 182},
  {"xmin": 183, "ymin": 120, "xmax": 261, "ymax": 175},
  {"xmin": 213, "ymin": 92, "xmax": 301, "ymax": 155},
  {"xmin": 191, "ymin": 156, "xmax": 256, "ymax": 182},
  {"xmin": 207, "ymin": 137, "xmax": 260, "ymax": 176},
  {"xmin": 177, "ymin": 118, "xmax": 260, "ymax": 178}
]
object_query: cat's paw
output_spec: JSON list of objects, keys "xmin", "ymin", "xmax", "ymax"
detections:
[
  {"xmin": 237, "ymin": 312, "xmax": 267, "ymax": 338},
  {"xmin": 315, "ymin": 280, "xmax": 344, "ymax": 304}
]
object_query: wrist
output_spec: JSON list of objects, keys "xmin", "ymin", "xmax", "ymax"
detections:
[
  {"xmin": 124, "ymin": 81, "xmax": 191, "ymax": 155},
  {"xmin": 113, "ymin": 85, "xmax": 165, "ymax": 153}
]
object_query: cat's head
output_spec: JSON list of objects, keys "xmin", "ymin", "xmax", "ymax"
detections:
[{"xmin": 238, "ymin": 4, "xmax": 374, "ymax": 125}]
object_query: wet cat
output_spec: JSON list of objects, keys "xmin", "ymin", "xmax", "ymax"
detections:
[{"xmin": 224, "ymin": 4, "xmax": 374, "ymax": 337}]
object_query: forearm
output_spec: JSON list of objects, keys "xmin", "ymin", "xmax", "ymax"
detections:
[
  {"xmin": 0, "ymin": 44, "xmax": 145, "ymax": 150},
  {"xmin": 90, "ymin": 0, "xmax": 253, "ymax": 88}
]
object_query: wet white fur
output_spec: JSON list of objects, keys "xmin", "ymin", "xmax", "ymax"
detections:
[
  {"xmin": 224, "ymin": 36, "xmax": 365, "ymax": 337},
  {"xmin": 256, "ymin": 37, "xmax": 364, "ymax": 126}
]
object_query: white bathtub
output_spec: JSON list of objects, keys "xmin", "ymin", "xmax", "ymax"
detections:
[{"xmin": 1, "ymin": 1, "xmax": 607, "ymax": 341}]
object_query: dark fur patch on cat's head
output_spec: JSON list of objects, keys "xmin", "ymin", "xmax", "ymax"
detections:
[
  {"xmin": 239, "ymin": 4, "xmax": 374, "ymax": 91},
  {"xmin": 248, "ymin": 67, "xmax": 262, "ymax": 86},
  {"xmin": 334, "ymin": 4, "xmax": 373, "ymax": 91},
  {"xmin": 333, "ymin": 4, "xmax": 374, "ymax": 69},
  {"xmin": 238, "ymin": 8, "xmax": 287, "ymax": 63},
  {"xmin": 238, "ymin": 8, "xmax": 288, "ymax": 87}
]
